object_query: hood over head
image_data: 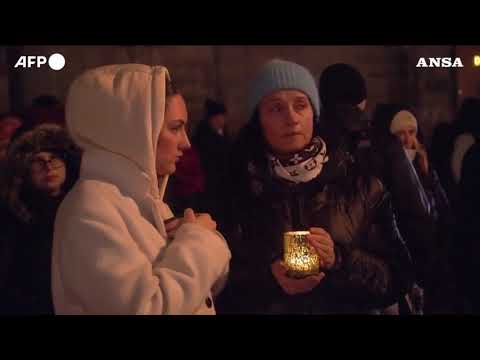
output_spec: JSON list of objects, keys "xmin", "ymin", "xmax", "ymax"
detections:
[{"xmin": 66, "ymin": 64, "xmax": 171, "ymax": 201}]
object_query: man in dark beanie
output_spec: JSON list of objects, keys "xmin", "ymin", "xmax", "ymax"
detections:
[
  {"xmin": 318, "ymin": 64, "xmax": 435, "ymax": 314},
  {"xmin": 319, "ymin": 63, "xmax": 367, "ymax": 111},
  {"xmin": 318, "ymin": 65, "xmax": 430, "ymax": 228},
  {"xmin": 318, "ymin": 64, "xmax": 369, "ymax": 154}
]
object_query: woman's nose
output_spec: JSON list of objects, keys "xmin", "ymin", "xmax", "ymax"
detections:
[
  {"xmin": 285, "ymin": 107, "xmax": 300, "ymax": 126},
  {"xmin": 180, "ymin": 130, "xmax": 191, "ymax": 150}
]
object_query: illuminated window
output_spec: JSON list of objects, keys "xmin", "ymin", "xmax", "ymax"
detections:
[{"xmin": 474, "ymin": 55, "xmax": 480, "ymax": 67}]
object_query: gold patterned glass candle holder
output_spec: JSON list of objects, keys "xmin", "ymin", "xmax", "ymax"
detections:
[{"xmin": 283, "ymin": 231, "xmax": 320, "ymax": 278}]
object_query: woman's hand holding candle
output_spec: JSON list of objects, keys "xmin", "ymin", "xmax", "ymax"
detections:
[
  {"xmin": 307, "ymin": 227, "xmax": 335, "ymax": 270},
  {"xmin": 271, "ymin": 259, "xmax": 325, "ymax": 295}
]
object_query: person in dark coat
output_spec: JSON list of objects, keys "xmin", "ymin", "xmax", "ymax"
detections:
[
  {"xmin": 192, "ymin": 98, "xmax": 231, "ymax": 222},
  {"xmin": 447, "ymin": 97, "xmax": 480, "ymax": 215},
  {"xmin": 319, "ymin": 66, "xmax": 433, "ymax": 255},
  {"xmin": 457, "ymin": 141, "xmax": 480, "ymax": 313},
  {"xmin": 0, "ymin": 124, "xmax": 81, "ymax": 314},
  {"xmin": 384, "ymin": 106, "xmax": 462, "ymax": 313},
  {"xmin": 217, "ymin": 59, "xmax": 413, "ymax": 314},
  {"xmin": 318, "ymin": 64, "xmax": 431, "ymax": 313}
]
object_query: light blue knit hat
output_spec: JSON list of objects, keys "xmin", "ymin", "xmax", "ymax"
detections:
[{"xmin": 248, "ymin": 59, "xmax": 320, "ymax": 121}]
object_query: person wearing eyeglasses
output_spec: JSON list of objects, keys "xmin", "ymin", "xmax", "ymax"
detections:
[{"xmin": 0, "ymin": 123, "xmax": 81, "ymax": 314}]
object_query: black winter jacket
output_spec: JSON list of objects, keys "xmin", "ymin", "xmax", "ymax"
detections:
[{"xmin": 218, "ymin": 133, "xmax": 414, "ymax": 314}]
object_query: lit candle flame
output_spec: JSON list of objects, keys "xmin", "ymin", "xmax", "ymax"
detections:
[{"xmin": 284, "ymin": 231, "xmax": 319, "ymax": 277}]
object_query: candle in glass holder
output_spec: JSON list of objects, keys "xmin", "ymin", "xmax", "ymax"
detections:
[{"xmin": 283, "ymin": 231, "xmax": 319, "ymax": 278}]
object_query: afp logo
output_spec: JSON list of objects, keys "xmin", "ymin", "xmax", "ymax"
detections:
[
  {"xmin": 14, "ymin": 53, "xmax": 66, "ymax": 71},
  {"xmin": 416, "ymin": 57, "xmax": 464, "ymax": 68}
]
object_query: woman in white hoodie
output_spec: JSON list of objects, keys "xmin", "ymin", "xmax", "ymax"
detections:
[{"xmin": 51, "ymin": 64, "xmax": 231, "ymax": 315}]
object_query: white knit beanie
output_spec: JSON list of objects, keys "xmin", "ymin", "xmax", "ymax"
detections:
[{"xmin": 390, "ymin": 110, "xmax": 417, "ymax": 134}]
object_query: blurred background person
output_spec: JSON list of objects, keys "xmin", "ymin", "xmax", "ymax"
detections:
[{"xmin": 0, "ymin": 124, "xmax": 81, "ymax": 314}]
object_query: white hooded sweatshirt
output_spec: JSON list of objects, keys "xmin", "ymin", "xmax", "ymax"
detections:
[{"xmin": 51, "ymin": 64, "xmax": 231, "ymax": 315}]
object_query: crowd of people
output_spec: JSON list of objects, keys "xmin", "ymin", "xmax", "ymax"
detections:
[{"xmin": 0, "ymin": 59, "xmax": 478, "ymax": 315}]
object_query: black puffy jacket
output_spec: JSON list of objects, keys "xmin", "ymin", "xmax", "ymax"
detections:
[{"xmin": 218, "ymin": 130, "xmax": 414, "ymax": 314}]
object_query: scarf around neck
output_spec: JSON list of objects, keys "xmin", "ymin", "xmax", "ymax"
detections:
[{"xmin": 268, "ymin": 136, "xmax": 329, "ymax": 184}]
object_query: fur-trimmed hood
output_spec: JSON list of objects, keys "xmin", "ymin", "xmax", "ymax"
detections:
[{"xmin": 4, "ymin": 123, "xmax": 81, "ymax": 223}]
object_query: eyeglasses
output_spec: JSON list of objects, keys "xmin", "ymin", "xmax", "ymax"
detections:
[{"xmin": 30, "ymin": 155, "xmax": 65, "ymax": 172}]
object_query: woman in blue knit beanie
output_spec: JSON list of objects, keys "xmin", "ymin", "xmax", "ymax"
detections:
[{"xmin": 216, "ymin": 59, "xmax": 413, "ymax": 314}]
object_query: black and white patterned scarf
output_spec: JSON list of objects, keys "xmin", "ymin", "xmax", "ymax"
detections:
[{"xmin": 268, "ymin": 136, "xmax": 329, "ymax": 184}]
